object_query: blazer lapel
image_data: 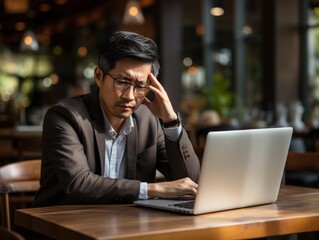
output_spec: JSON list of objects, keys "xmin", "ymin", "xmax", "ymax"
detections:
[
  {"xmin": 93, "ymin": 122, "xmax": 106, "ymax": 175},
  {"xmin": 90, "ymin": 88, "xmax": 106, "ymax": 175},
  {"xmin": 126, "ymin": 117, "xmax": 137, "ymax": 179}
]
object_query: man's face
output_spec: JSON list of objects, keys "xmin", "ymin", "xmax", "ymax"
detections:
[{"xmin": 95, "ymin": 58, "xmax": 152, "ymax": 122}]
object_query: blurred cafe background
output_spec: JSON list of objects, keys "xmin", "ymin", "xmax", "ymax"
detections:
[{"xmin": 1, "ymin": 0, "xmax": 319, "ymax": 162}]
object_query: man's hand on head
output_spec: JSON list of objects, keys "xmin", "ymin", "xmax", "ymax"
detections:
[{"xmin": 142, "ymin": 73, "xmax": 177, "ymax": 122}]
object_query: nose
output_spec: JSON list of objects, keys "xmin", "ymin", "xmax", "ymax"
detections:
[{"xmin": 122, "ymin": 85, "xmax": 135, "ymax": 100}]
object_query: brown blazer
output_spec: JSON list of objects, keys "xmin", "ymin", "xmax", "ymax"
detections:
[{"xmin": 33, "ymin": 89, "xmax": 200, "ymax": 207}]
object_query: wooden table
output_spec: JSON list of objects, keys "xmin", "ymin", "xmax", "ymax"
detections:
[{"xmin": 15, "ymin": 186, "xmax": 319, "ymax": 240}]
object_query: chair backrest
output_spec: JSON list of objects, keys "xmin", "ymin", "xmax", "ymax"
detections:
[
  {"xmin": 0, "ymin": 160, "xmax": 41, "ymax": 182},
  {"xmin": 0, "ymin": 226, "xmax": 25, "ymax": 240},
  {"xmin": 286, "ymin": 152, "xmax": 319, "ymax": 172},
  {"xmin": 12, "ymin": 135, "xmax": 42, "ymax": 161},
  {"xmin": 0, "ymin": 159, "xmax": 41, "ymax": 230}
]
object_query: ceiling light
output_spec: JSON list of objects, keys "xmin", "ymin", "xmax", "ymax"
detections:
[
  {"xmin": 20, "ymin": 30, "xmax": 39, "ymax": 51},
  {"xmin": 210, "ymin": 7, "xmax": 224, "ymax": 16},
  {"xmin": 210, "ymin": 0, "xmax": 224, "ymax": 17},
  {"xmin": 123, "ymin": 0, "xmax": 145, "ymax": 25}
]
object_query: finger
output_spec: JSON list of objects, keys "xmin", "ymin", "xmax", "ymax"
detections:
[
  {"xmin": 148, "ymin": 72, "xmax": 158, "ymax": 84},
  {"xmin": 188, "ymin": 187, "xmax": 197, "ymax": 196},
  {"xmin": 179, "ymin": 186, "xmax": 197, "ymax": 197},
  {"xmin": 182, "ymin": 177, "xmax": 198, "ymax": 189},
  {"xmin": 176, "ymin": 179, "xmax": 197, "ymax": 192},
  {"xmin": 189, "ymin": 181, "xmax": 198, "ymax": 189},
  {"xmin": 148, "ymin": 85, "xmax": 163, "ymax": 99},
  {"xmin": 148, "ymin": 73, "xmax": 165, "ymax": 92}
]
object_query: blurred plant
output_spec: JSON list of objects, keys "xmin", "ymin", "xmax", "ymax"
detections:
[{"xmin": 198, "ymin": 72, "xmax": 234, "ymax": 119}]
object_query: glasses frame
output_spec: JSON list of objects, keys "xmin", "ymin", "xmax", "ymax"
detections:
[{"xmin": 106, "ymin": 73, "xmax": 150, "ymax": 97}]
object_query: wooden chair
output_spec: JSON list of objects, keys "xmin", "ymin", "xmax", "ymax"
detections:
[
  {"xmin": 0, "ymin": 226, "xmax": 25, "ymax": 240},
  {"xmin": 12, "ymin": 135, "xmax": 42, "ymax": 161},
  {"xmin": 0, "ymin": 160, "xmax": 41, "ymax": 230},
  {"xmin": 285, "ymin": 152, "xmax": 319, "ymax": 188}
]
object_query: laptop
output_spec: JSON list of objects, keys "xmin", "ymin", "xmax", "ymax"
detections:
[{"xmin": 134, "ymin": 127, "xmax": 293, "ymax": 215}]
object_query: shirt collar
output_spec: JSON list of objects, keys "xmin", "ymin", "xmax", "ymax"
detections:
[{"xmin": 100, "ymin": 104, "xmax": 134, "ymax": 137}]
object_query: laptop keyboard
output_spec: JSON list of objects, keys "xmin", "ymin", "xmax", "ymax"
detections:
[{"xmin": 168, "ymin": 200, "xmax": 195, "ymax": 209}]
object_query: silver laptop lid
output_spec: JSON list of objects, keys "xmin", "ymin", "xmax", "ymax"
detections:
[{"xmin": 193, "ymin": 127, "xmax": 293, "ymax": 214}]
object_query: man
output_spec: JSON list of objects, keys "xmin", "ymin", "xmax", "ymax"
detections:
[{"xmin": 33, "ymin": 31, "xmax": 200, "ymax": 207}]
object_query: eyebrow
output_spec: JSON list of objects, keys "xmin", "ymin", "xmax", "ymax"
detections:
[{"xmin": 116, "ymin": 75, "xmax": 147, "ymax": 84}]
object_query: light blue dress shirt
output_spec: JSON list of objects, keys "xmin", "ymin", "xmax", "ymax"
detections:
[{"xmin": 101, "ymin": 107, "xmax": 181, "ymax": 199}]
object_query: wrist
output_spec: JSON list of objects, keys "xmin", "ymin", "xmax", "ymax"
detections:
[
  {"xmin": 147, "ymin": 183, "xmax": 159, "ymax": 199},
  {"xmin": 160, "ymin": 113, "xmax": 177, "ymax": 123},
  {"xmin": 160, "ymin": 112, "xmax": 181, "ymax": 128}
]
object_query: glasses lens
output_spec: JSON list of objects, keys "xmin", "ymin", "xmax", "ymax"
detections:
[
  {"xmin": 114, "ymin": 79, "xmax": 129, "ymax": 92},
  {"xmin": 134, "ymin": 85, "xmax": 148, "ymax": 96},
  {"xmin": 113, "ymin": 79, "xmax": 148, "ymax": 96}
]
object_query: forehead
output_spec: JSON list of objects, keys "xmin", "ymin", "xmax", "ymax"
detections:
[{"xmin": 113, "ymin": 58, "xmax": 152, "ymax": 78}]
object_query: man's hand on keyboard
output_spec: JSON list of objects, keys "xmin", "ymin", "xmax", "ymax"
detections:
[{"xmin": 147, "ymin": 177, "xmax": 198, "ymax": 199}]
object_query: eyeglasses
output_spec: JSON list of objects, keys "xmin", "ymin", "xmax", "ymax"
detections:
[{"xmin": 107, "ymin": 73, "xmax": 150, "ymax": 97}]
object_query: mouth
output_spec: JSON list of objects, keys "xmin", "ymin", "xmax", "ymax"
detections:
[{"xmin": 117, "ymin": 104, "xmax": 134, "ymax": 110}]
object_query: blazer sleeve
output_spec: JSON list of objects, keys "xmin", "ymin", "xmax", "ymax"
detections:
[
  {"xmin": 158, "ymin": 127, "xmax": 201, "ymax": 183},
  {"xmin": 133, "ymin": 105, "xmax": 200, "ymax": 184}
]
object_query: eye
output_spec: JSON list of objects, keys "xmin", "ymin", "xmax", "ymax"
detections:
[
  {"xmin": 135, "ymin": 80, "xmax": 149, "ymax": 88},
  {"xmin": 116, "ymin": 79, "xmax": 131, "ymax": 85}
]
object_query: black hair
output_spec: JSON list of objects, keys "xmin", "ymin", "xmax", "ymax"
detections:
[{"xmin": 98, "ymin": 31, "xmax": 160, "ymax": 77}]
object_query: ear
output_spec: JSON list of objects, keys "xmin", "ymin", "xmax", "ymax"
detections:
[{"xmin": 94, "ymin": 66, "xmax": 103, "ymax": 87}]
